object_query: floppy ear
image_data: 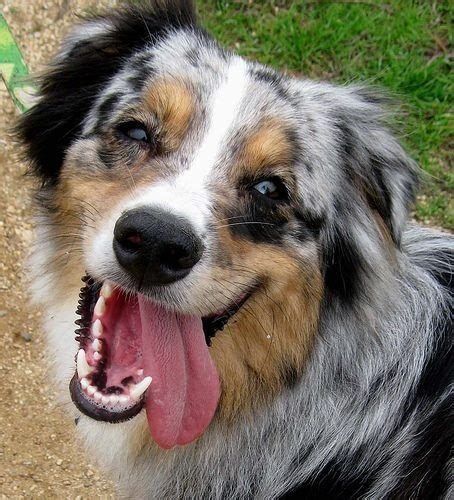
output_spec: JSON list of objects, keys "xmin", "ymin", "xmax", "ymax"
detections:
[
  {"xmin": 321, "ymin": 88, "xmax": 419, "ymax": 302},
  {"xmin": 16, "ymin": 0, "xmax": 196, "ymax": 184},
  {"xmin": 333, "ymin": 88, "xmax": 419, "ymax": 245}
]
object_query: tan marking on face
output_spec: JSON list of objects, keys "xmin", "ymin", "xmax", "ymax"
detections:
[
  {"xmin": 209, "ymin": 227, "xmax": 323, "ymax": 421},
  {"xmin": 144, "ymin": 79, "xmax": 194, "ymax": 152},
  {"xmin": 234, "ymin": 119, "xmax": 295, "ymax": 178},
  {"xmin": 44, "ymin": 137, "xmax": 164, "ymax": 299}
]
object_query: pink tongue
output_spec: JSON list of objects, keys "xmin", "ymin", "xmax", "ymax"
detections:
[{"xmin": 138, "ymin": 296, "xmax": 220, "ymax": 449}]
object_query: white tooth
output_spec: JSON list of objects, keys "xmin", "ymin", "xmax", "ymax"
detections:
[
  {"xmin": 92, "ymin": 319, "xmax": 103, "ymax": 338},
  {"xmin": 87, "ymin": 386, "xmax": 96, "ymax": 396},
  {"xmin": 136, "ymin": 369, "xmax": 144, "ymax": 377},
  {"xmin": 92, "ymin": 339, "xmax": 101, "ymax": 352},
  {"xmin": 101, "ymin": 396, "xmax": 110, "ymax": 405},
  {"xmin": 101, "ymin": 282, "xmax": 113, "ymax": 299},
  {"xmin": 80, "ymin": 378, "xmax": 89, "ymax": 390},
  {"xmin": 94, "ymin": 296, "xmax": 106, "ymax": 316},
  {"xmin": 94, "ymin": 391, "xmax": 102, "ymax": 402},
  {"xmin": 119, "ymin": 395, "xmax": 129, "ymax": 405},
  {"xmin": 77, "ymin": 349, "xmax": 93, "ymax": 379},
  {"xmin": 130, "ymin": 376, "xmax": 152, "ymax": 400},
  {"xmin": 109, "ymin": 395, "xmax": 119, "ymax": 405},
  {"xmin": 93, "ymin": 352, "xmax": 102, "ymax": 361}
]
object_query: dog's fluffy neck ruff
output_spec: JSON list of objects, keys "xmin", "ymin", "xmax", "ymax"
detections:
[{"xmin": 32, "ymin": 226, "xmax": 452, "ymax": 498}]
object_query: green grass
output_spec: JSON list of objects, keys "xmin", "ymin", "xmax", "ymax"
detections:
[{"xmin": 196, "ymin": 0, "xmax": 453, "ymax": 229}]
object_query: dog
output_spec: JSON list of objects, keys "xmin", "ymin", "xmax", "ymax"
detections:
[{"xmin": 17, "ymin": 1, "xmax": 453, "ymax": 497}]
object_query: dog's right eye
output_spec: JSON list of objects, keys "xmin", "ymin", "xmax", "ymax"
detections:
[{"xmin": 118, "ymin": 122, "xmax": 151, "ymax": 144}]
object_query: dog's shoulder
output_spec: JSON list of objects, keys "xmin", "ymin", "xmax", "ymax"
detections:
[
  {"xmin": 403, "ymin": 225, "xmax": 454, "ymax": 293},
  {"xmin": 283, "ymin": 227, "xmax": 454, "ymax": 499}
]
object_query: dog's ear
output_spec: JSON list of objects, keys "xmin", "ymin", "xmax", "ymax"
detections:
[
  {"xmin": 17, "ymin": 1, "xmax": 197, "ymax": 185},
  {"xmin": 320, "ymin": 88, "xmax": 419, "ymax": 303},
  {"xmin": 333, "ymin": 87, "xmax": 419, "ymax": 245}
]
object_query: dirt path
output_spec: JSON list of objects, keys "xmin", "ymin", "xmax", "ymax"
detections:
[{"xmin": 0, "ymin": 1, "xmax": 115, "ymax": 497}]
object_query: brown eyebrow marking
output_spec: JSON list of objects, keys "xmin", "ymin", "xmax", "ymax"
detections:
[
  {"xmin": 144, "ymin": 78, "xmax": 194, "ymax": 151},
  {"xmin": 238, "ymin": 119, "xmax": 296, "ymax": 175}
]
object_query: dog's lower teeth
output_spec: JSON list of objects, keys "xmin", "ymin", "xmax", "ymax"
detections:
[
  {"xmin": 77, "ymin": 349, "xmax": 93, "ymax": 379},
  {"xmin": 73, "ymin": 278, "xmax": 150, "ymax": 416},
  {"xmin": 87, "ymin": 385, "xmax": 96, "ymax": 396}
]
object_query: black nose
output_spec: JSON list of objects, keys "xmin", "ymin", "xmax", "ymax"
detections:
[{"xmin": 113, "ymin": 208, "xmax": 204, "ymax": 286}]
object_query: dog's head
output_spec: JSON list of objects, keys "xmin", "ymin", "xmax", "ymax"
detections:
[{"xmin": 18, "ymin": 0, "xmax": 418, "ymax": 449}]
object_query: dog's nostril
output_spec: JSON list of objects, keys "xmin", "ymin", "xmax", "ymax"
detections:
[
  {"xmin": 121, "ymin": 231, "xmax": 143, "ymax": 250},
  {"xmin": 161, "ymin": 243, "xmax": 201, "ymax": 271}
]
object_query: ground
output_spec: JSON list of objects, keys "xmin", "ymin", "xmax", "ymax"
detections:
[
  {"xmin": 0, "ymin": 0, "xmax": 451, "ymax": 498},
  {"xmin": 1, "ymin": 2, "xmax": 114, "ymax": 498}
]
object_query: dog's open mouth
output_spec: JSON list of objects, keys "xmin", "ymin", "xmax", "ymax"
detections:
[{"xmin": 70, "ymin": 275, "xmax": 253, "ymax": 448}]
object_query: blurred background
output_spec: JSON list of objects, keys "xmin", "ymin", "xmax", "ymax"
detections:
[{"xmin": 0, "ymin": 0, "xmax": 451, "ymax": 497}]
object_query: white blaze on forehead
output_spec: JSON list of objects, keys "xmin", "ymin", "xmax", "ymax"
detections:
[
  {"xmin": 185, "ymin": 56, "xmax": 249, "ymax": 185},
  {"xmin": 126, "ymin": 57, "xmax": 250, "ymax": 234}
]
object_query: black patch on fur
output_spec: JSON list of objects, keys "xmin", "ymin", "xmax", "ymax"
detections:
[
  {"xmin": 413, "ymin": 312, "xmax": 453, "ymax": 402},
  {"xmin": 17, "ymin": 0, "xmax": 197, "ymax": 184},
  {"xmin": 281, "ymin": 365, "xmax": 301, "ymax": 388},
  {"xmin": 281, "ymin": 441, "xmax": 379, "ymax": 499},
  {"xmin": 126, "ymin": 54, "xmax": 156, "ymax": 93},
  {"xmin": 281, "ymin": 474, "xmax": 367, "ymax": 499},
  {"xmin": 93, "ymin": 93, "xmax": 122, "ymax": 135},
  {"xmin": 322, "ymin": 221, "xmax": 364, "ymax": 303},
  {"xmin": 250, "ymin": 68, "xmax": 292, "ymax": 104},
  {"xmin": 227, "ymin": 203, "xmax": 288, "ymax": 244},
  {"xmin": 389, "ymin": 397, "xmax": 453, "ymax": 498},
  {"xmin": 127, "ymin": 70, "xmax": 154, "ymax": 94},
  {"xmin": 293, "ymin": 207, "xmax": 325, "ymax": 240}
]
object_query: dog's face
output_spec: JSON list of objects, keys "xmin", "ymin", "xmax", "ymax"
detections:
[{"xmin": 18, "ymin": 1, "xmax": 417, "ymax": 449}]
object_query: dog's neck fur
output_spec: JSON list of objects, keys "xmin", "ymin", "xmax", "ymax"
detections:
[{"xmin": 33, "ymin": 225, "xmax": 451, "ymax": 498}]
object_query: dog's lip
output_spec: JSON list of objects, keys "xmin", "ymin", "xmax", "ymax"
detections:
[
  {"xmin": 70, "ymin": 373, "xmax": 144, "ymax": 423},
  {"xmin": 202, "ymin": 286, "xmax": 257, "ymax": 345}
]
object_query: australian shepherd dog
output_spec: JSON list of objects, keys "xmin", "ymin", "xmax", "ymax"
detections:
[{"xmin": 17, "ymin": 1, "xmax": 453, "ymax": 497}]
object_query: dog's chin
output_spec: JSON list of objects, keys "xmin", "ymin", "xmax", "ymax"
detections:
[{"xmin": 69, "ymin": 274, "xmax": 256, "ymax": 449}]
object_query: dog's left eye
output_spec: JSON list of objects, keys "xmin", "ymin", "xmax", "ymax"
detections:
[
  {"xmin": 251, "ymin": 179, "xmax": 288, "ymax": 201},
  {"xmin": 118, "ymin": 122, "xmax": 151, "ymax": 144}
]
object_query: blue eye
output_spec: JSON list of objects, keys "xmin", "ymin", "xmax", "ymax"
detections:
[
  {"xmin": 127, "ymin": 127, "xmax": 149, "ymax": 142},
  {"xmin": 251, "ymin": 179, "xmax": 287, "ymax": 201},
  {"xmin": 119, "ymin": 122, "xmax": 150, "ymax": 143},
  {"xmin": 254, "ymin": 180, "xmax": 277, "ymax": 196}
]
